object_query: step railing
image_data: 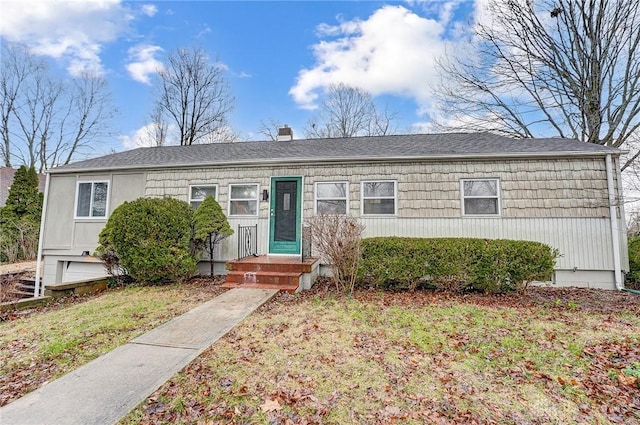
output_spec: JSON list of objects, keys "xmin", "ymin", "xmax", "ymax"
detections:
[{"xmin": 237, "ymin": 224, "xmax": 258, "ymax": 259}]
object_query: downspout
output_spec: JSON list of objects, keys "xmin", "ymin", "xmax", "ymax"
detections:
[
  {"xmin": 605, "ymin": 154, "xmax": 623, "ymax": 290},
  {"xmin": 34, "ymin": 172, "xmax": 50, "ymax": 297}
]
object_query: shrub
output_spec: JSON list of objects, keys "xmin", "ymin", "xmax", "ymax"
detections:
[
  {"xmin": 0, "ymin": 166, "xmax": 43, "ymax": 263},
  {"xmin": 627, "ymin": 236, "xmax": 640, "ymax": 289},
  {"xmin": 97, "ymin": 197, "xmax": 197, "ymax": 284},
  {"xmin": 306, "ymin": 214, "xmax": 365, "ymax": 293},
  {"xmin": 193, "ymin": 196, "xmax": 233, "ymax": 276},
  {"xmin": 358, "ymin": 237, "xmax": 558, "ymax": 294}
]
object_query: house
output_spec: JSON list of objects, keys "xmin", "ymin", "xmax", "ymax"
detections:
[{"xmin": 35, "ymin": 132, "xmax": 627, "ymax": 293}]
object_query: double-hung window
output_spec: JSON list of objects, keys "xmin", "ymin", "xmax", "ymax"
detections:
[
  {"xmin": 229, "ymin": 184, "xmax": 259, "ymax": 216},
  {"xmin": 315, "ymin": 182, "xmax": 348, "ymax": 214},
  {"xmin": 461, "ymin": 179, "xmax": 500, "ymax": 216},
  {"xmin": 75, "ymin": 181, "xmax": 109, "ymax": 218},
  {"xmin": 361, "ymin": 180, "xmax": 396, "ymax": 215},
  {"xmin": 189, "ymin": 185, "xmax": 217, "ymax": 209}
]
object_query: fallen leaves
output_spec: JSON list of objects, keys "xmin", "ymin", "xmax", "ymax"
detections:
[
  {"xmin": 579, "ymin": 339, "xmax": 640, "ymax": 422},
  {"xmin": 259, "ymin": 398, "xmax": 281, "ymax": 412}
]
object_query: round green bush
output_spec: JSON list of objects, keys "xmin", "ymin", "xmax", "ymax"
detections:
[{"xmin": 97, "ymin": 197, "xmax": 197, "ymax": 284}]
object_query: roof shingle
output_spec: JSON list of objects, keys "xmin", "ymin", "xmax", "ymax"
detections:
[{"xmin": 51, "ymin": 133, "xmax": 619, "ymax": 173}]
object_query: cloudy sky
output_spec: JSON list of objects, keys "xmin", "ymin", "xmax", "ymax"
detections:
[{"xmin": 0, "ymin": 0, "xmax": 483, "ymax": 153}]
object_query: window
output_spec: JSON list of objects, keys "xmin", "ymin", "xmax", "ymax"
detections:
[
  {"xmin": 75, "ymin": 181, "xmax": 109, "ymax": 218},
  {"xmin": 229, "ymin": 184, "xmax": 259, "ymax": 216},
  {"xmin": 361, "ymin": 180, "xmax": 396, "ymax": 215},
  {"xmin": 315, "ymin": 182, "xmax": 348, "ymax": 214},
  {"xmin": 189, "ymin": 185, "xmax": 217, "ymax": 209},
  {"xmin": 461, "ymin": 179, "xmax": 500, "ymax": 215}
]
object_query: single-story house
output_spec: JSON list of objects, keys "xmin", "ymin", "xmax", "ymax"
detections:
[{"xmin": 35, "ymin": 131, "xmax": 627, "ymax": 293}]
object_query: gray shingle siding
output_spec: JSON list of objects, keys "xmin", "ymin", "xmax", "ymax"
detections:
[{"xmin": 143, "ymin": 157, "xmax": 613, "ymax": 218}]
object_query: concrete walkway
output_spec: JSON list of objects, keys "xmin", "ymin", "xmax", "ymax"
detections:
[{"xmin": 0, "ymin": 288, "xmax": 278, "ymax": 425}]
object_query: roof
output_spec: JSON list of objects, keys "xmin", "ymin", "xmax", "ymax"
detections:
[{"xmin": 50, "ymin": 132, "xmax": 620, "ymax": 174}]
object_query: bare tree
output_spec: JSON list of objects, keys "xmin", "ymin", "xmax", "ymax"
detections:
[
  {"xmin": 258, "ymin": 118, "xmax": 284, "ymax": 141},
  {"xmin": 145, "ymin": 104, "xmax": 169, "ymax": 147},
  {"xmin": 303, "ymin": 83, "xmax": 398, "ymax": 139},
  {"xmin": 153, "ymin": 47, "xmax": 235, "ymax": 146},
  {"xmin": 0, "ymin": 42, "xmax": 43, "ymax": 167},
  {"xmin": 434, "ymin": 0, "xmax": 640, "ymax": 170},
  {"xmin": 1, "ymin": 42, "xmax": 116, "ymax": 171}
]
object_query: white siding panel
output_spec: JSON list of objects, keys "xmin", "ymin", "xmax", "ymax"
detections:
[
  {"xmin": 220, "ymin": 217, "xmax": 269, "ymax": 260},
  {"xmin": 360, "ymin": 217, "xmax": 613, "ymax": 271}
]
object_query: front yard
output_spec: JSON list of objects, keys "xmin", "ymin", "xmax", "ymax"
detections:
[
  {"xmin": 120, "ymin": 284, "xmax": 639, "ymax": 424},
  {"xmin": 0, "ymin": 278, "xmax": 225, "ymax": 406},
  {"xmin": 1, "ymin": 280, "xmax": 639, "ymax": 424}
]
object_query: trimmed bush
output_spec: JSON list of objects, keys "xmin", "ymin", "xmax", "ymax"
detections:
[
  {"xmin": 358, "ymin": 237, "xmax": 558, "ymax": 293},
  {"xmin": 97, "ymin": 197, "xmax": 197, "ymax": 284},
  {"xmin": 193, "ymin": 196, "xmax": 233, "ymax": 276}
]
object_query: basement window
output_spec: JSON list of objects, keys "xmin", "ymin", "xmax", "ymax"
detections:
[
  {"xmin": 75, "ymin": 181, "xmax": 109, "ymax": 218},
  {"xmin": 461, "ymin": 179, "xmax": 501, "ymax": 216}
]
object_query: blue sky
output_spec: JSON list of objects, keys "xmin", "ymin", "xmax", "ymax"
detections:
[{"xmin": 1, "ymin": 0, "xmax": 481, "ymax": 155}]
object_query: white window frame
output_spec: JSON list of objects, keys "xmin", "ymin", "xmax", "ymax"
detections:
[
  {"xmin": 460, "ymin": 178, "xmax": 501, "ymax": 216},
  {"xmin": 228, "ymin": 183, "xmax": 260, "ymax": 217},
  {"xmin": 361, "ymin": 180, "xmax": 397, "ymax": 216},
  {"xmin": 314, "ymin": 181, "xmax": 349, "ymax": 215},
  {"xmin": 74, "ymin": 180, "xmax": 110, "ymax": 219},
  {"xmin": 189, "ymin": 184, "xmax": 218, "ymax": 209}
]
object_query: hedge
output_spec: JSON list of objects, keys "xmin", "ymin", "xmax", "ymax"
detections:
[{"xmin": 358, "ymin": 237, "xmax": 558, "ymax": 293}]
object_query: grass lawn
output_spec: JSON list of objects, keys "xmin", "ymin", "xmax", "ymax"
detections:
[
  {"xmin": 0, "ymin": 278, "xmax": 225, "ymax": 406},
  {"xmin": 120, "ymin": 285, "xmax": 640, "ymax": 425}
]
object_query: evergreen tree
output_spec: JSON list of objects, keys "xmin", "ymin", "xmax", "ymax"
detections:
[
  {"xmin": 193, "ymin": 196, "xmax": 233, "ymax": 276},
  {"xmin": 0, "ymin": 166, "xmax": 43, "ymax": 262}
]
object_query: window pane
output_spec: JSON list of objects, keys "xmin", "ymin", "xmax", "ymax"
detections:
[
  {"xmin": 231, "ymin": 185, "xmax": 257, "ymax": 200},
  {"xmin": 191, "ymin": 186, "xmax": 216, "ymax": 201},
  {"xmin": 230, "ymin": 200, "xmax": 257, "ymax": 215},
  {"xmin": 317, "ymin": 200, "xmax": 347, "ymax": 214},
  {"xmin": 92, "ymin": 182, "xmax": 108, "ymax": 217},
  {"xmin": 363, "ymin": 182, "xmax": 394, "ymax": 197},
  {"xmin": 465, "ymin": 198, "xmax": 498, "ymax": 215},
  {"xmin": 463, "ymin": 180, "xmax": 497, "ymax": 197},
  {"xmin": 363, "ymin": 199, "xmax": 395, "ymax": 215},
  {"xmin": 317, "ymin": 182, "xmax": 346, "ymax": 198},
  {"xmin": 76, "ymin": 183, "xmax": 91, "ymax": 217}
]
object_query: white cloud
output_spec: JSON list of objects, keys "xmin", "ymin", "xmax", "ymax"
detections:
[
  {"xmin": 0, "ymin": 0, "xmax": 134, "ymax": 76},
  {"xmin": 141, "ymin": 4, "xmax": 158, "ymax": 17},
  {"xmin": 196, "ymin": 25, "xmax": 212, "ymax": 39},
  {"xmin": 125, "ymin": 44, "xmax": 164, "ymax": 84},
  {"xmin": 289, "ymin": 5, "xmax": 450, "ymax": 110},
  {"xmin": 118, "ymin": 122, "xmax": 178, "ymax": 150}
]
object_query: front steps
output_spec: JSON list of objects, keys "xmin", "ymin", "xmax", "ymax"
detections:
[{"xmin": 222, "ymin": 256, "xmax": 320, "ymax": 293}]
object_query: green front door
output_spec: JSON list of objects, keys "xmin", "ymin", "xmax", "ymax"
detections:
[{"xmin": 269, "ymin": 177, "xmax": 302, "ymax": 254}]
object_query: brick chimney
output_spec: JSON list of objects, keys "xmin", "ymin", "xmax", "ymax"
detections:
[{"xmin": 277, "ymin": 125, "xmax": 293, "ymax": 141}]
